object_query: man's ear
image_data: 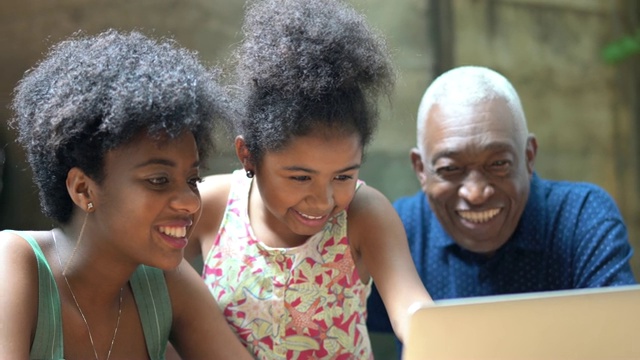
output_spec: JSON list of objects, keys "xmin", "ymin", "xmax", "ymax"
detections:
[
  {"xmin": 234, "ymin": 135, "xmax": 255, "ymax": 173},
  {"xmin": 410, "ymin": 147, "xmax": 428, "ymax": 188},
  {"xmin": 525, "ymin": 135, "xmax": 538, "ymax": 175},
  {"xmin": 66, "ymin": 167, "xmax": 96, "ymax": 212}
]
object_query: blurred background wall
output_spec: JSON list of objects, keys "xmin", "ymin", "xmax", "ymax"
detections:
[{"xmin": 0, "ymin": 0, "xmax": 638, "ymax": 358}]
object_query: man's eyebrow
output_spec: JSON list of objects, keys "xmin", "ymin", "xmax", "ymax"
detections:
[{"xmin": 431, "ymin": 142, "xmax": 514, "ymax": 165}]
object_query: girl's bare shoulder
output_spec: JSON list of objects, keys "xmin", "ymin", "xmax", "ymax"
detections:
[{"xmin": 189, "ymin": 173, "xmax": 235, "ymax": 249}]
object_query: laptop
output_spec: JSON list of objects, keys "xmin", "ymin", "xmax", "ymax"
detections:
[{"xmin": 403, "ymin": 285, "xmax": 640, "ymax": 360}]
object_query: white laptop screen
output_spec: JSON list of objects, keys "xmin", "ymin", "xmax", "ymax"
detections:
[{"xmin": 403, "ymin": 285, "xmax": 640, "ymax": 360}]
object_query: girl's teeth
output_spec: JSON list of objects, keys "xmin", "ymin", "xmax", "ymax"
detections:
[{"xmin": 300, "ymin": 212, "xmax": 323, "ymax": 220}]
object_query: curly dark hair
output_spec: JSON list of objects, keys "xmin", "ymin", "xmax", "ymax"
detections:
[
  {"xmin": 232, "ymin": 0, "xmax": 395, "ymax": 164},
  {"xmin": 10, "ymin": 29, "xmax": 228, "ymax": 224}
]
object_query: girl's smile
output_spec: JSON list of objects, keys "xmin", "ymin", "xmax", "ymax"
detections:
[{"xmin": 247, "ymin": 131, "xmax": 362, "ymax": 248}]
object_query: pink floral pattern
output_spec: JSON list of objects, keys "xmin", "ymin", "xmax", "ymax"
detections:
[{"xmin": 202, "ymin": 170, "xmax": 373, "ymax": 360}]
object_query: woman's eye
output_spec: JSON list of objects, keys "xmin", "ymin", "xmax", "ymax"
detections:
[
  {"xmin": 188, "ymin": 176, "xmax": 203, "ymax": 187},
  {"xmin": 334, "ymin": 174, "xmax": 353, "ymax": 181}
]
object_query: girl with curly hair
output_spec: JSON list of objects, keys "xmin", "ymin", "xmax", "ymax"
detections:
[
  {"xmin": 187, "ymin": 0, "xmax": 433, "ymax": 358},
  {"xmin": 0, "ymin": 29, "xmax": 252, "ymax": 360}
]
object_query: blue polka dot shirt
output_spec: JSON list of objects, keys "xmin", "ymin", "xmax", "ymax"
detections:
[{"xmin": 367, "ymin": 173, "xmax": 636, "ymax": 341}]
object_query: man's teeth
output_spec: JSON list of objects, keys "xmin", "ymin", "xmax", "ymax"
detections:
[
  {"xmin": 159, "ymin": 226, "xmax": 187, "ymax": 238},
  {"xmin": 458, "ymin": 208, "xmax": 500, "ymax": 224}
]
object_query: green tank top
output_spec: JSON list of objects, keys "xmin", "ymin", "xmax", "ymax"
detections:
[{"xmin": 4, "ymin": 230, "xmax": 172, "ymax": 360}]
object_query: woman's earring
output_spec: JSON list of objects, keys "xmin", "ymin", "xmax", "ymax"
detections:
[
  {"xmin": 87, "ymin": 202, "xmax": 94, "ymax": 211},
  {"xmin": 246, "ymin": 170, "xmax": 255, "ymax": 178}
]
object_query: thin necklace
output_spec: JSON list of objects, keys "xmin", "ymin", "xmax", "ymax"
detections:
[{"xmin": 51, "ymin": 230, "xmax": 123, "ymax": 360}]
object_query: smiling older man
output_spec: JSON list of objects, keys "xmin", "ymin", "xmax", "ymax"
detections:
[{"xmin": 367, "ymin": 66, "xmax": 636, "ymax": 357}]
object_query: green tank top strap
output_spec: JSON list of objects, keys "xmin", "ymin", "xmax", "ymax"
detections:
[
  {"xmin": 130, "ymin": 265, "xmax": 172, "ymax": 360},
  {"xmin": 4, "ymin": 230, "xmax": 172, "ymax": 360},
  {"xmin": 3, "ymin": 230, "xmax": 64, "ymax": 360}
]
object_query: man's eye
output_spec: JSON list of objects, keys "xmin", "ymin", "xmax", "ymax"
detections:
[
  {"xmin": 489, "ymin": 160, "xmax": 511, "ymax": 173},
  {"xmin": 436, "ymin": 165, "xmax": 461, "ymax": 175},
  {"xmin": 291, "ymin": 176, "xmax": 310, "ymax": 182},
  {"xmin": 433, "ymin": 165, "xmax": 465, "ymax": 181}
]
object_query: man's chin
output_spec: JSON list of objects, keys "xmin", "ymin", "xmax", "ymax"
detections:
[{"xmin": 456, "ymin": 236, "xmax": 505, "ymax": 255}]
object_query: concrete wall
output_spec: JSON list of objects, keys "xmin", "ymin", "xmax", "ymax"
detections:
[
  {"xmin": 0, "ymin": 1, "xmax": 637, "ymax": 359},
  {"xmin": 448, "ymin": 0, "xmax": 640, "ymax": 275},
  {"xmin": 0, "ymin": 0, "xmax": 432, "ymax": 230},
  {"xmin": 0, "ymin": 0, "xmax": 247, "ymax": 229},
  {"xmin": 369, "ymin": 0, "xmax": 640, "ymax": 357}
]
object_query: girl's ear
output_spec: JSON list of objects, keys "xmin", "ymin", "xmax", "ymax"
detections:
[
  {"xmin": 66, "ymin": 167, "xmax": 96, "ymax": 212},
  {"xmin": 235, "ymin": 135, "xmax": 255, "ymax": 173}
]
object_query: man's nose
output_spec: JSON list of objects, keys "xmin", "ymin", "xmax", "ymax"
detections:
[{"xmin": 458, "ymin": 170, "xmax": 494, "ymax": 205}]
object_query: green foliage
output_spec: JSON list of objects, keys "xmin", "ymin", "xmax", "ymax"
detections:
[{"xmin": 602, "ymin": 30, "xmax": 640, "ymax": 64}]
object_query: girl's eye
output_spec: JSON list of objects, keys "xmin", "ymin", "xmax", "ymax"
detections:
[
  {"xmin": 291, "ymin": 175, "xmax": 310, "ymax": 182},
  {"xmin": 148, "ymin": 177, "xmax": 169, "ymax": 186}
]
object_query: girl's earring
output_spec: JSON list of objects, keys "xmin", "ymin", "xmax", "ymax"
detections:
[
  {"xmin": 87, "ymin": 202, "xmax": 94, "ymax": 211},
  {"xmin": 246, "ymin": 170, "xmax": 255, "ymax": 178}
]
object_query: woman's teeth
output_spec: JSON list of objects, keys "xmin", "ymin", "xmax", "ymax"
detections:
[{"xmin": 159, "ymin": 226, "xmax": 187, "ymax": 238}]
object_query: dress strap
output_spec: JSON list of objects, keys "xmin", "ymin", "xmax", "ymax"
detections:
[
  {"xmin": 3, "ymin": 230, "xmax": 64, "ymax": 360},
  {"xmin": 130, "ymin": 265, "xmax": 172, "ymax": 360}
]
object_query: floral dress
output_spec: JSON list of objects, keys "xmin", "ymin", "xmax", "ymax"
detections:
[{"xmin": 202, "ymin": 170, "xmax": 373, "ymax": 360}]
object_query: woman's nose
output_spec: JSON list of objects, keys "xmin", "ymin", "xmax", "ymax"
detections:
[{"xmin": 172, "ymin": 185, "xmax": 201, "ymax": 214}]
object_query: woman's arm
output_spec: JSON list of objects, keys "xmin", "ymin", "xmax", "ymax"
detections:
[
  {"xmin": 167, "ymin": 259, "xmax": 253, "ymax": 360},
  {"xmin": 348, "ymin": 185, "xmax": 432, "ymax": 342},
  {"xmin": 0, "ymin": 231, "xmax": 40, "ymax": 359}
]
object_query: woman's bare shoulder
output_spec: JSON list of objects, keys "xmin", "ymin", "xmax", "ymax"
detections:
[
  {"xmin": 0, "ymin": 230, "xmax": 50, "ymax": 284},
  {"xmin": 0, "ymin": 230, "xmax": 42, "ymax": 352},
  {"xmin": 0, "ymin": 230, "xmax": 45, "ymax": 262}
]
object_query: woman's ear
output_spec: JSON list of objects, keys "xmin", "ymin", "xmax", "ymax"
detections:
[{"xmin": 66, "ymin": 167, "xmax": 96, "ymax": 212}]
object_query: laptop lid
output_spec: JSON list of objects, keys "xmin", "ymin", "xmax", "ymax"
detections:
[{"xmin": 403, "ymin": 285, "xmax": 640, "ymax": 360}]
